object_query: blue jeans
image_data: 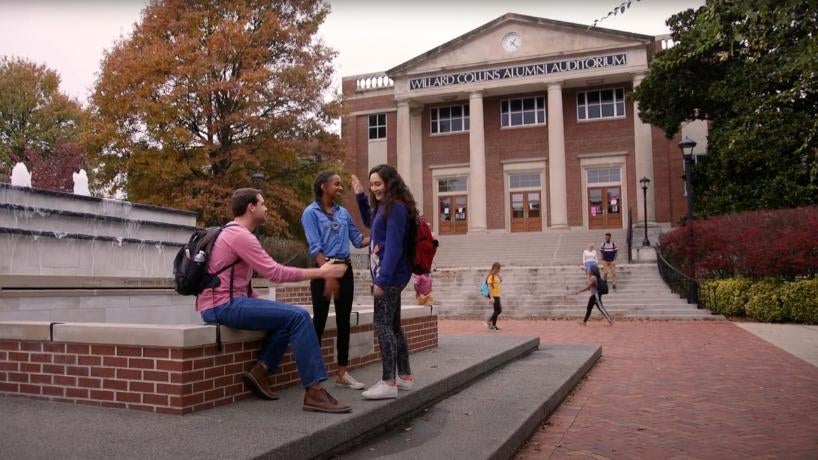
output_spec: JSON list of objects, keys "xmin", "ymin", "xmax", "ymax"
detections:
[{"xmin": 201, "ymin": 297, "xmax": 328, "ymax": 388}]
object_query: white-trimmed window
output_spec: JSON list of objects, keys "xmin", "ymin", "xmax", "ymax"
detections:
[
  {"xmin": 501, "ymin": 96, "xmax": 545, "ymax": 127},
  {"xmin": 509, "ymin": 172, "xmax": 541, "ymax": 188},
  {"xmin": 437, "ymin": 177, "xmax": 468, "ymax": 193},
  {"xmin": 577, "ymin": 88, "xmax": 625, "ymax": 120},
  {"xmin": 431, "ymin": 104, "xmax": 469, "ymax": 134},
  {"xmin": 368, "ymin": 113, "xmax": 386, "ymax": 140},
  {"xmin": 587, "ymin": 167, "xmax": 621, "ymax": 184}
]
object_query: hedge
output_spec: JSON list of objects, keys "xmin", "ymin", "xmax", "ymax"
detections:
[{"xmin": 702, "ymin": 278, "xmax": 818, "ymax": 324}]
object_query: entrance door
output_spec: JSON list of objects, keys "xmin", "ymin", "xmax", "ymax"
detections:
[
  {"xmin": 510, "ymin": 191, "xmax": 542, "ymax": 232},
  {"xmin": 438, "ymin": 195, "xmax": 467, "ymax": 234},
  {"xmin": 588, "ymin": 187, "xmax": 622, "ymax": 229}
]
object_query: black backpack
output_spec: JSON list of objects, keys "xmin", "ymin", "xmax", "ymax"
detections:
[
  {"xmin": 595, "ymin": 274, "xmax": 609, "ymax": 295},
  {"xmin": 173, "ymin": 223, "xmax": 240, "ymax": 296}
]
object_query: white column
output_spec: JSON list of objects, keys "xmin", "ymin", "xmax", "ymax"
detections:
[
  {"xmin": 396, "ymin": 100, "xmax": 412, "ymax": 185},
  {"xmin": 468, "ymin": 91, "xmax": 487, "ymax": 233},
  {"xmin": 633, "ymin": 74, "xmax": 656, "ymax": 224},
  {"xmin": 410, "ymin": 107, "xmax": 424, "ymax": 213},
  {"xmin": 547, "ymin": 82, "xmax": 568, "ymax": 229}
]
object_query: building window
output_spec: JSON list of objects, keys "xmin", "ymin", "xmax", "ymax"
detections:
[
  {"xmin": 576, "ymin": 88, "xmax": 625, "ymax": 120},
  {"xmin": 431, "ymin": 104, "xmax": 469, "ymax": 134},
  {"xmin": 438, "ymin": 177, "xmax": 467, "ymax": 193},
  {"xmin": 501, "ymin": 96, "xmax": 545, "ymax": 127},
  {"xmin": 587, "ymin": 167, "xmax": 621, "ymax": 184},
  {"xmin": 509, "ymin": 172, "xmax": 541, "ymax": 189},
  {"xmin": 368, "ymin": 113, "xmax": 386, "ymax": 140}
]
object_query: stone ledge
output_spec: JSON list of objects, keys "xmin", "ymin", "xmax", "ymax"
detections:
[{"xmin": 0, "ymin": 305, "xmax": 438, "ymax": 347}]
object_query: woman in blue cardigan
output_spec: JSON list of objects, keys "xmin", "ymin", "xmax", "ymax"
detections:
[{"xmin": 351, "ymin": 165, "xmax": 416, "ymax": 400}]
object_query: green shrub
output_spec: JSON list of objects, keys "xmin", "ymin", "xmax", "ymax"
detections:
[
  {"xmin": 711, "ymin": 278, "xmax": 753, "ymax": 317},
  {"xmin": 780, "ymin": 279, "xmax": 818, "ymax": 324},
  {"xmin": 260, "ymin": 237, "xmax": 312, "ymax": 268},
  {"xmin": 745, "ymin": 280, "xmax": 786, "ymax": 322}
]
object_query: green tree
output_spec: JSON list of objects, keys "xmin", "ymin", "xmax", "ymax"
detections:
[
  {"xmin": 88, "ymin": 0, "xmax": 344, "ymax": 234},
  {"xmin": 0, "ymin": 57, "xmax": 86, "ymax": 181},
  {"xmin": 632, "ymin": 1, "xmax": 818, "ymax": 215}
]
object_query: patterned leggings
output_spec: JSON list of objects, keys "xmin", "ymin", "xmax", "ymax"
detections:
[{"xmin": 373, "ymin": 286, "xmax": 412, "ymax": 381}]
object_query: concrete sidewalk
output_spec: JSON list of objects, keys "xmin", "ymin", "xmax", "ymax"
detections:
[
  {"xmin": 1, "ymin": 335, "xmax": 594, "ymax": 459},
  {"xmin": 736, "ymin": 322, "xmax": 818, "ymax": 367}
]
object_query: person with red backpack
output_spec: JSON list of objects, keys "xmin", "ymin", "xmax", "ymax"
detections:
[{"xmin": 351, "ymin": 166, "xmax": 417, "ymax": 400}]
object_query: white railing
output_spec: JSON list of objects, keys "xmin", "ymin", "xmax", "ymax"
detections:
[
  {"xmin": 656, "ymin": 34, "xmax": 676, "ymax": 50},
  {"xmin": 353, "ymin": 73, "xmax": 394, "ymax": 92}
]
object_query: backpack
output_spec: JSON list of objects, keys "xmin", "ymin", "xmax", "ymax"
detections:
[
  {"xmin": 595, "ymin": 274, "xmax": 609, "ymax": 295},
  {"xmin": 173, "ymin": 223, "xmax": 239, "ymax": 296},
  {"xmin": 406, "ymin": 215, "xmax": 439, "ymax": 275},
  {"xmin": 480, "ymin": 277, "xmax": 490, "ymax": 298}
]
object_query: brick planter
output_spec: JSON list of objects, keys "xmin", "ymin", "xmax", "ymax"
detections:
[{"xmin": 0, "ymin": 306, "xmax": 438, "ymax": 415}]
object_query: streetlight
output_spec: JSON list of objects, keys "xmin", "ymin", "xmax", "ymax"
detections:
[
  {"xmin": 251, "ymin": 171, "xmax": 266, "ymax": 185},
  {"xmin": 678, "ymin": 136, "xmax": 698, "ymax": 304},
  {"xmin": 678, "ymin": 136, "xmax": 697, "ymax": 224},
  {"xmin": 639, "ymin": 176, "xmax": 650, "ymax": 246}
]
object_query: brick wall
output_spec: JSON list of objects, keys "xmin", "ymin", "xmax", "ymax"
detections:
[
  {"xmin": 275, "ymin": 285, "xmax": 312, "ymax": 305},
  {"xmin": 0, "ymin": 315, "xmax": 438, "ymax": 415}
]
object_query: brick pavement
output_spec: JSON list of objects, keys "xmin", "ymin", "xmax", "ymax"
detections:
[{"xmin": 439, "ymin": 319, "xmax": 818, "ymax": 459}]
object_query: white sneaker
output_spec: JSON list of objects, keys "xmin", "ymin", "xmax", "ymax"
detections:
[
  {"xmin": 361, "ymin": 380, "xmax": 398, "ymax": 400},
  {"xmin": 336, "ymin": 372, "xmax": 366, "ymax": 390},
  {"xmin": 396, "ymin": 375, "xmax": 414, "ymax": 391}
]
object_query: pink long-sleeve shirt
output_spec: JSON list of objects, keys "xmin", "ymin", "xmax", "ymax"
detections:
[{"xmin": 195, "ymin": 223, "xmax": 304, "ymax": 312}]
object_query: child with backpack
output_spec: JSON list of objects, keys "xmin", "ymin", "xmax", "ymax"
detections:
[
  {"xmin": 352, "ymin": 166, "xmax": 417, "ymax": 401},
  {"xmin": 483, "ymin": 262, "xmax": 503, "ymax": 331},
  {"xmin": 575, "ymin": 265, "xmax": 613, "ymax": 325}
]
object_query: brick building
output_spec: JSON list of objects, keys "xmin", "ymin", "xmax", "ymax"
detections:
[{"xmin": 341, "ymin": 13, "xmax": 706, "ymax": 235}]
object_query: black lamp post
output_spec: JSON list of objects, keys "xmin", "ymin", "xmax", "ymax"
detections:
[
  {"xmin": 639, "ymin": 176, "xmax": 650, "ymax": 246},
  {"xmin": 678, "ymin": 136, "xmax": 698, "ymax": 304},
  {"xmin": 251, "ymin": 171, "xmax": 266, "ymax": 239}
]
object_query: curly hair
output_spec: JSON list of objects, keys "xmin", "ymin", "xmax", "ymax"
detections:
[{"xmin": 367, "ymin": 164, "xmax": 418, "ymax": 221}]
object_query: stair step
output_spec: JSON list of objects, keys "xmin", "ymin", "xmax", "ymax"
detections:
[{"xmin": 337, "ymin": 344, "xmax": 600, "ymax": 459}]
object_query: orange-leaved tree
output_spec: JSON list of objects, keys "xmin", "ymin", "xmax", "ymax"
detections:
[{"xmin": 87, "ymin": 0, "xmax": 344, "ymax": 235}]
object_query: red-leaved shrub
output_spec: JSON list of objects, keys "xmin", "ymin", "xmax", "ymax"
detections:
[{"xmin": 659, "ymin": 207, "xmax": 818, "ymax": 280}]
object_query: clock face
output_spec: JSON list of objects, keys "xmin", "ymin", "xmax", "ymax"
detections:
[{"xmin": 501, "ymin": 32, "xmax": 521, "ymax": 52}]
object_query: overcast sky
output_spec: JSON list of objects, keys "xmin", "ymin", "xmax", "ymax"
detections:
[{"xmin": 0, "ymin": 0, "xmax": 704, "ymax": 105}]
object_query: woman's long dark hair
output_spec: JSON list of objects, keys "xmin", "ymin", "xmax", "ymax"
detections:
[
  {"xmin": 368, "ymin": 164, "xmax": 419, "ymax": 264},
  {"xmin": 313, "ymin": 170, "xmax": 339, "ymax": 202},
  {"xmin": 367, "ymin": 164, "xmax": 418, "ymax": 220}
]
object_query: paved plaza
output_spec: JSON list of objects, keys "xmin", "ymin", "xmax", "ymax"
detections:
[{"xmin": 440, "ymin": 319, "xmax": 818, "ymax": 459}]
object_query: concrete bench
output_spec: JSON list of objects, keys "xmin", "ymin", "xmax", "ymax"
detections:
[{"xmin": 0, "ymin": 305, "xmax": 438, "ymax": 415}]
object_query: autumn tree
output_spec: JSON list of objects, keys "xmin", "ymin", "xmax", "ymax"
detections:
[
  {"xmin": 88, "ymin": 0, "xmax": 344, "ymax": 234},
  {"xmin": 0, "ymin": 57, "xmax": 86, "ymax": 187},
  {"xmin": 632, "ymin": 1, "xmax": 818, "ymax": 215}
]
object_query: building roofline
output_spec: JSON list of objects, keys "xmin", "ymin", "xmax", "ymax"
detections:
[{"xmin": 386, "ymin": 12, "xmax": 655, "ymax": 76}]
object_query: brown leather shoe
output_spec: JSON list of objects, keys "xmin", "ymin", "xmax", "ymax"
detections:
[
  {"xmin": 243, "ymin": 362, "xmax": 279, "ymax": 400},
  {"xmin": 303, "ymin": 386, "xmax": 352, "ymax": 413}
]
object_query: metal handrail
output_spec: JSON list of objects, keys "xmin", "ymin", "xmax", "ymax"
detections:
[
  {"xmin": 656, "ymin": 245, "xmax": 700, "ymax": 306},
  {"xmin": 626, "ymin": 207, "xmax": 633, "ymax": 264}
]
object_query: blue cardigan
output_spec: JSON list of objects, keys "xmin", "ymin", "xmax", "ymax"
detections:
[{"xmin": 356, "ymin": 193, "xmax": 412, "ymax": 289}]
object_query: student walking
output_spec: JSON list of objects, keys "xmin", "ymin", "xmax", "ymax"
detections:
[
  {"xmin": 351, "ymin": 165, "xmax": 416, "ymax": 400},
  {"xmin": 302, "ymin": 171, "xmax": 370, "ymax": 391},
  {"xmin": 575, "ymin": 265, "xmax": 613, "ymax": 325},
  {"xmin": 599, "ymin": 233, "xmax": 618, "ymax": 290},
  {"xmin": 485, "ymin": 263, "xmax": 503, "ymax": 331}
]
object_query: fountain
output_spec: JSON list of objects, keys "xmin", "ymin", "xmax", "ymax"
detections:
[{"xmin": 10, "ymin": 162, "xmax": 32, "ymax": 187}]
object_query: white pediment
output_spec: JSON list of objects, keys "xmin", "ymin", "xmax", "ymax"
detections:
[{"xmin": 391, "ymin": 16, "xmax": 651, "ymax": 76}]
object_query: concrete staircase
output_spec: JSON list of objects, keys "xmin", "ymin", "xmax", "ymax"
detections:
[{"xmin": 353, "ymin": 264, "xmax": 721, "ymax": 320}]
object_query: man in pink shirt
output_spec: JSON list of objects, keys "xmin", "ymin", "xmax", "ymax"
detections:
[{"xmin": 197, "ymin": 188, "xmax": 351, "ymax": 413}]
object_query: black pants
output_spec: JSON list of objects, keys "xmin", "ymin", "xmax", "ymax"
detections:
[
  {"xmin": 584, "ymin": 293, "xmax": 611, "ymax": 323},
  {"xmin": 310, "ymin": 263, "xmax": 354, "ymax": 366},
  {"xmin": 489, "ymin": 297, "xmax": 502, "ymax": 326}
]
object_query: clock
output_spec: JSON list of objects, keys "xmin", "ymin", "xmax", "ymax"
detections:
[{"xmin": 501, "ymin": 32, "xmax": 521, "ymax": 52}]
